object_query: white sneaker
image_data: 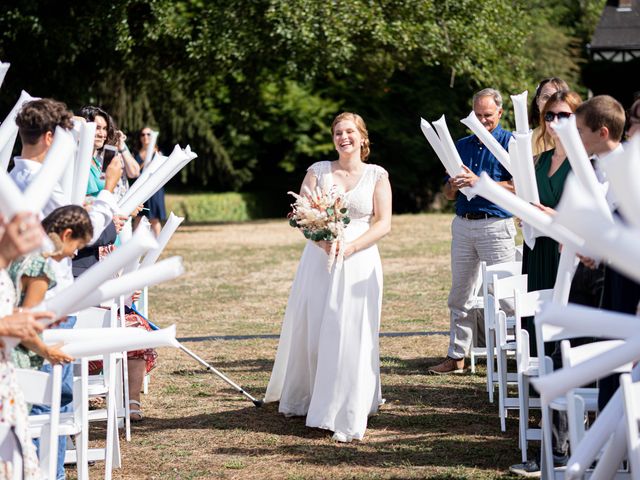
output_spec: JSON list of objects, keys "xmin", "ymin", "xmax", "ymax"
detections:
[{"xmin": 331, "ymin": 432, "xmax": 352, "ymax": 443}]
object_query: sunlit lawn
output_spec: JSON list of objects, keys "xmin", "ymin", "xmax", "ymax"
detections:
[{"xmin": 87, "ymin": 213, "xmax": 523, "ymax": 479}]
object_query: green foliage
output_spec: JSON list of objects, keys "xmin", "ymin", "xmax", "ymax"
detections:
[
  {"xmin": 165, "ymin": 192, "xmax": 283, "ymax": 223},
  {"xmin": 0, "ymin": 0, "xmax": 606, "ymax": 211}
]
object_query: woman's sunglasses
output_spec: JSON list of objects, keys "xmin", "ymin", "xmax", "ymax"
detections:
[{"xmin": 544, "ymin": 111, "xmax": 572, "ymax": 122}]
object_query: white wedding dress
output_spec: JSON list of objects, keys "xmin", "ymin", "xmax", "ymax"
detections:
[{"xmin": 265, "ymin": 160, "xmax": 388, "ymax": 441}]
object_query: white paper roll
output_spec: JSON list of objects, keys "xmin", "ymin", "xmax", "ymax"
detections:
[
  {"xmin": 513, "ymin": 132, "xmax": 539, "ymax": 204},
  {"xmin": 140, "ymin": 212, "xmax": 184, "ymax": 267},
  {"xmin": 554, "ymin": 175, "xmax": 640, "ymax": 283},
  {"xmin": 531, "ymin": 333, "xmax": 640, "ymax": 406},
  {"xmin": 510, "ymin": 91, "xmax": 530, "ymax": 135},
  {"xmin": 427, "ymin": 117, "xmax": 473, "ymax": 200},
  {"xmin": 71, "ymin": 256, "xmax": 184, "ymax": 312},
  {"xmin": 460, "ymin": 111, "xmax": 512, "ymax": 173},
  {"xmin": 552, "ymin": 116, "xmax": 612, "ymax": 219},
  {"xmin": 0, "ymin": 62, "xmax": 9, "ymax": 90},
  {"xmin": 118, "ymin": 145, "xmax": 194, "ymax": 216},
  {"xmin": 45, "ymin": 325, "xmax": 162, "ymax": 344},
  {"xmin": 120, "ymin": 134, "xmax": 163, "ymax": 205},
  {"xmin": 0, "ymin": 169, "xmax": 28, "ymax": 218},
  {"xmin": 602, "ymin": 134, "xmax": 640, "ymax": 229},
  {"xmin": 41, "ymin": 227, "xmax": 158, "ymax": 319},
  {"xmin": 470, "ymin": 172, "xmax": 585, "ymax": 251},
  {"xmin": 24, "ymin": 126, "xmax": 75, "ymax": 213},
  {"xmin": 0, "ymin": 131, "xmax": 17, "ymax": 172},
  {"xmin": 71, "ymin": 122, "xmax": 97, "ymax": 205},
  {"xmin": 60, "ymin": 324, "xmax": 179, "ymax": 357},
  {"xmin": 551, "ymin": 246, "xmax": 579, "ymax": 305},
  {"xmin": 0, "ymin": 90, "xmax": 38, "ymax": 171}
]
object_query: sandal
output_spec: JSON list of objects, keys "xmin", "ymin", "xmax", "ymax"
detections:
[{"xmin": 129, "ymin": 400, "xmax": 144, "ymax": 421}]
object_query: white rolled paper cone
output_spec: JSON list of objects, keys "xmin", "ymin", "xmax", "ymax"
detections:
[
  {"xmin": 119, "ymin": 218, "xmax": 133, "ymax": 244},
  {"xmin": 531, "ymin": 333, "xmax": 640, "ymax": 405},
  {"xmin": 120, "ymin": 146, "xmax": 166, "ymax": 205},
  {"xmin": 427, "ymin": 117, "xmax": 473, "ymax": 200},
  {"xmin": 41, "ymin": 227, "xmax": 158, "ymax": 319},
  {"xmin": 71, "ymin": 122, "xmax": 97, "ymax": 205},
  {"xmin": 72, "ymin": 256, "xmax": 184, "ymax": 312},
  {"xmin": 0, "ymin": 169, "xmax": 28, "ymax": 218},
  {"xmin": 551, "ymin": 247, "xmax": 579, "ymax": 305},
  {"xmin": 24, "ymin": 126, "xmax": 75, "ymax": 213},
  {"xmin": 0, "ymin": 90, "xmax": 38, "ymax": 157},
  {"xmin": 513, "ymin": 132, "xmax": 539, "ymax": 203},
  {"xmin": 118, "ymin": 144, "xmax": 188, "ymax": 216},
  {"xmin": 166, "ymin": 145, "xmax": 198, "ymax": 181},
  {"xmin": 144, "ymin": 130, "xmax": 159, "ymax": 170},
  {"xmin": 139, "ymin": 215, "xmax": 151, "ymax": 231},
  {"xmin": 565, "ymin": 391, "xmax": 623, "ymax": 479},
  {"xmin": 59, "ymin": 149, "xmax": 75, "ymax": 206},
  {"xmin": 140, "ymin": 212, "xmax": 184, "ymax": 267},
  {"xmin": 60, "ymin": 325, "xmax": 179, "ymax": 357},
  {"xmin": 553, "ymin": 116, "xmax": 612, "ymax": 219},
  {"xmin": 44, "ymin": 325, "xmax": 161, "ymax": 344},
  {"xmin": 0, "ymin": 130, "xmax": 18, "ymax": 172},
  {"xmin": 470, "ymin": 172, "xmax": 585, "ymax": 250},
  {"xmin": 554, "ymin": 176, "xmax": 640, "ymax": 282},
  {"xmin": 603, "ymin": 134, "xmax": 640, "ymax": 229},
  {"xmin": 0, "ymin": 62, "xmax": 9, "ymax": 90},
  {"xmin": 510, "ymin": 91, "xmax": 529, "ymax": 134},
  {"xmin": 460, "ymin": 111, "xmax": 512, "ymax": 173}
]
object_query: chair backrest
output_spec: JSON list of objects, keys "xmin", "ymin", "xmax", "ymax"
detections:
[
  {"xmin": 481, "ymin": 260, "xmax": 523, "ymax": 327},
  {"xmin": 75, "ymin": 305, "xmax": 116, "ymax": 329},
  {"xmin": 15, "ymin": 367, "xmax": 60, "ymax": 407},
  {"xmin": 621, "ymin": 373, "xmax": 640, "ymax": 476},
  {"xmin": 514, "ymin": 289, "xmax": 553, "ymax": 371},
  {"xmin": 492, "ymin": 273, "xmax": 528, "ymax": 303}
]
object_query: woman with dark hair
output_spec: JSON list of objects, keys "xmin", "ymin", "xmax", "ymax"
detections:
[
  {"xmin": 265, "ymin": 112, "xmax": 392, "ymax": 442},
  {"xmin": 134, "ymin": 126, "xmax": 166, "ymax": 237},
  {"xmin": 627, "ymin": 97, "xmax": 640, "ymax": 139},
  {"xmin": 529, "ymin": 77, "xmax": 570, "ymax": 156}
]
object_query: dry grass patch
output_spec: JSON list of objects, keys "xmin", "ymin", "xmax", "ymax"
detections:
[{"xmin": 80, "ymin": 213, "xmax": 522, "ymax": 479}]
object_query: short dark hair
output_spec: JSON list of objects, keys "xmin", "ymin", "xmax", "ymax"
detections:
[
  {"xmin": 575, "ymin": 95, "xmax": 626, "ymax": 142},
  {"xmin": 42, "ymin": 205, "xmax": 93, "ymax": 243},
  {"xmin": 15, "ymin": 99, "xmax": 74, "ymax": 145}
]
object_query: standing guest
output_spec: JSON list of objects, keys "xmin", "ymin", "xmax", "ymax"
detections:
[
  {"xmin": 265, "ymin": 112, "xmax": 392, "ymax": 442},
  {"xmin": 0, "ymin": 212, "xmax": 54, "ymax": 478},
  {"xmin": 429, "ymin": 88, "xmax": 516, "ymax": 375},
  {"xmin": 530, "ymin": 78, "xmax": 570, "ymax": 156},
  {"xmin": 574, "ymin": 95, "xmax": 637, "ymax": 412},
  {"xmin": 135, "ymin": 127, "xmax": 166, "ymax": 237},
  {"xmin": 626, "ymin": 97, "xmax": 640, "ymax": 139}
]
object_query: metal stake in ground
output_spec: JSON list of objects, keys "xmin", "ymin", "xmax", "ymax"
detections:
[{"xmin": 139, "ymin": 309, "xmax": 263, "ymax": 407}]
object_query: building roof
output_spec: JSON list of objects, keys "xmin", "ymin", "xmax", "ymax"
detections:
[{"xmin": 590, "ymin": 0, "xmax": 640, "ymax": 52}]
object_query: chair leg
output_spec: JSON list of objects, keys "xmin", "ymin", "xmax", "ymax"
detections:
[
  {"xmin": 540, "ymin": 405, "xmax": 555, "ymax": 480},
  {"xmin": 143, "ymin": 374, "xmax": 149, "ymax": 395},
  {"xmin": 518, "ymin": 374, "xmax": 529, "ymax": 462},
  {"xmin": 122, "ymin": 356, "xmax": 131, "ymax": 442},
  {"xmin": 497, "ymin": 347, "xmax": 507, "ymax": 432},
  {"xmin": 487, "ymin": 330, "xmax": 495, "ymax": 404},
  {"xmin": 471, "ymin": 351, "xmax": 476, "ymax": 374}
]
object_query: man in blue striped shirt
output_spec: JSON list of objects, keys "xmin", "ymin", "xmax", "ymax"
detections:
[{"xmin": 429, "ymin": 88, "xmax": 516, "ymax": 374}]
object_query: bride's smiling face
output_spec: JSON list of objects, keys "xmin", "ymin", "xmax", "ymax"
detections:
[{"xmin": 333, "ymin": 120, "xmax": 362, "ymax": 156}]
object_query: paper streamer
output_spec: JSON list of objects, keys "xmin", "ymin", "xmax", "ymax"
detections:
[
  {"xmin": 41, "ymin": 227, "xmax": 158, "ymax": 319},
  {"xmin": 551, "ymin": 246, "xmax": 579, "ymax": 306},
  {"xmin": 71, "ymin": 256, "xmax": 184, "ymax": 312},
  {"xmin": 420, "ymin": 118, "xmax": 473, "ymax": 200},
  {"xmin": 120, "ymin": 133, "xmax": 162, "ymax": 205},
  {"xmin": 507, "ymin": 138, "xmax": 536, "ymax": 249},
  {"xmin": 470, "ymin": 172, "xmax": 586, "ymax": 252},
  {"xmin": 460, "ymin": 111, "xmax": 512, "ymax": 173},
  {"xmin": 118, "ymin": 145, "xmax": 196, "ymax": 216},
  {"xmin": 510, "ymin": 91, "xmax": 529, "ymax": 135},
  {"xmin": 71, "ymin": 121, "xmax": 97, "ymax": 205},
  {"xmin": 23, "ymin": 126, "xmax": 75, "ymax": 213},
  {"xmin": 60, "ymin": 325, "xmax": 179, "ymax": 357},
  {"xmin": 0, "ymin": 131, "xmax": 18, "ymax": 172},
  {"xmin": 44, "ymin": 324, "xmax": 167, "ymax": 344},
  {"xmin": 140, "ymin": 212, "xmax": 184, "ymax": 267},
  {"xmin": 552, "ymin": 116, "xmax": 612, "ymax": 219},
  {"xmin": 0, "ymin": 90, "xmax": 38, "ymax": 171},
  {"xmin": 0, "ymin": 62, "xmax": 9, "ymax": 90},
  {"xmin": 554, "ymin": 175, "xmax": 640, "ymax": 283},
  {"xmin": 602, "ymin": 134, "xmax": 640, "ymax": 229}
]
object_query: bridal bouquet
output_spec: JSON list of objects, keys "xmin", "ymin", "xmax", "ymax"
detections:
[{"xmin": 288, "ymin": 186, "xmax": 350, "ymax": 272}]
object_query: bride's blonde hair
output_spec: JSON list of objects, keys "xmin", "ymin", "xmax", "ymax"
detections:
[{"xmin": 331, "ymin": 112, "xmax": 370, "ymax": 161}]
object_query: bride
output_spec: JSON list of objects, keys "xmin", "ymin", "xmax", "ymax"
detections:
[{"xmin": 264, "ymin": 112, "xmax": 392, "ymax": 442}]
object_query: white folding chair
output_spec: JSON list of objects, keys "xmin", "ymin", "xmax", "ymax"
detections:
[
  {"xmin": 472, "ymin": 260, "xmax": 522, "ymax": 403},
  {"xmin": 514, "ymin": 289, "xmax": 553, "ymax": 461},
  {"xmin": 621, "ymin": 373, "xmax": 640, "ymax": 480},
  {"xmin": 493, "ymin": 273, "xmax": 528, "ymax": 431},
  {"xmin": 135, "ymin": 285, "xmax": 151, "ymax": 395},
  {"xmin": 17, "ymin": 363, "xmax": 90, "ymax": 480}
]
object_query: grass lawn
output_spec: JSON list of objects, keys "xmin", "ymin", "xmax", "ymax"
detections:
[{"xmin": 99, "ymin": 213, "xmax": 522, "ymax": 479}]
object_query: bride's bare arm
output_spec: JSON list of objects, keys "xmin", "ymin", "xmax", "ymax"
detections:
[
  {"xmin": 342, "ymin": 175, "xmax": 392, "ymax": 257},
  {"xmin": 299, "ymin": 170, "xmax": 318, "ymax": 196}
]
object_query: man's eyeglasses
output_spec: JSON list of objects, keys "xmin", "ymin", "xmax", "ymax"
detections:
[{"xmin": 544, "ymin": 111, "xmax": 572, "ymax": 122}]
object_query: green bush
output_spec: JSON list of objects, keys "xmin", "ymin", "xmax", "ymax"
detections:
[{"xmin": 165, "ymin": 192, "xmax": 282, "ymax": 223}]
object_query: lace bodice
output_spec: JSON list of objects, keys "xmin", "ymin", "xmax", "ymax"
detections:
[{"xmin": 307, "ymin": 161, "xmax": 388, "ymax": 224}]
